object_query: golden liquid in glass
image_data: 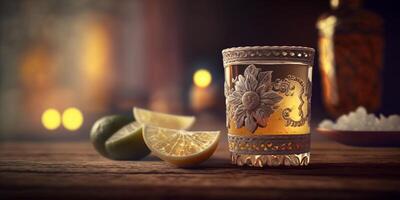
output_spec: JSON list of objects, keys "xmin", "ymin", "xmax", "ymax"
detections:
[{"xmin": 225, "ymin": 62, "xmax": 311, "ymax": 136}]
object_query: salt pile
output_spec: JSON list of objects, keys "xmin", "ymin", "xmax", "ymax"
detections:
[{"xmin": 319, "ymin": 106, "xmax": 400, "ymax": 131}]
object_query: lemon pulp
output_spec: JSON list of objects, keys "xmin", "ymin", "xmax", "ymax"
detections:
[{"xmin": 143, "ymin": 125, "xmax": 220, "ymax": 167}]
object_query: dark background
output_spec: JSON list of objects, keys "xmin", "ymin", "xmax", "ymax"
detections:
[
  {"xmin": 0, "ymin": 0, "xmax": 399, "ymax": 140},
  {"xmin": 179, "ymin": 0, "xmax": 400, "ymax": 117}
]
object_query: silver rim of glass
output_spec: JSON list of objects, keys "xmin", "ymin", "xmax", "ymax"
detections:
[{"xmin": 222, "ymin": 45, "xmax": 315, "ymax": 66}]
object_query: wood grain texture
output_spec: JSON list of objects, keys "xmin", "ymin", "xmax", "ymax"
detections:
[{"xmin": 1, "ymin": 141, "xmax": 400, "ymax": 200}]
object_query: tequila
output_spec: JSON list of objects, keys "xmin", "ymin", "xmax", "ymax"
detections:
[{"xmin": 222, "ymin": 46, "xmax": 314, "ymax": 167}]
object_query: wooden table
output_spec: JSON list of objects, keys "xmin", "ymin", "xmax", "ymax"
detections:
[{"xmin": 1, "ymin": 141, "xmax": 400, "ymax": 199}]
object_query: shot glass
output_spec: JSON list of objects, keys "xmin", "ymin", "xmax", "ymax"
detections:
[{"xmin": 222, "ymin": 46, "xmax": 315, "ymax": 167}]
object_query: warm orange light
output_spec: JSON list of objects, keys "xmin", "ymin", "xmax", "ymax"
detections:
[
  {"xmin": 330, "ymin": 0, "xmax": 339, "ymax": 9},
  {"xmin": 317, "ymin": 16, "xmax": 339, "ymax": 105},
  {"xmin": 83, "ymin": 24, "xmax": 109, "ymax": 80},
  {"xmin": 81, "ymin": 19, "xmax": 112, "ymax": 112}
]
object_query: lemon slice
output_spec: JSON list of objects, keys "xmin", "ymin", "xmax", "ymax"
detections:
[
  {"xmin": 133, "ymin": 107, "xmax": 195, "ymax": 129},
  {"xmin": 143, "ymin": 125, "xmax": 220, "ymax": 167}
]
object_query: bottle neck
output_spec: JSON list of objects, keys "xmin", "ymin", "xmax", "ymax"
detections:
[{"xmin": 330, "ymin": 0, "xmax": 363, "ymax": 10}]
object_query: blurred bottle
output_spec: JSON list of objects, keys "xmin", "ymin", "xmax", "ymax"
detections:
[{"xmin": 317, "ymin": 0, "xmax": 384, "ymax": 117}]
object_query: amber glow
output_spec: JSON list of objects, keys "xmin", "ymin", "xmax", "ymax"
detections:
[
  {"xmin": 190, "ymin": 85, "xmax": 216, "ymax": 111},
  {"xmin": 317, "ymin": 16, "xmax": 337, "ymax": 77},
  {"xmin": 228, "ymin": 80, "xmax": 310, "ymax": 135},
  {"xmin": 330, "ymin": 0, "xmax": 339, "ymax": 9},
  {"xmin": 193, "ymin": 69, "xmax": 212, "ymax": 88},
  {"xmin": 62, "ymin": 107, "xmax": 84, "ymax": 131},
  {"xmin": 317, "ymin": 16, "xmax": 339, "ymax": 105},
  {"xmin": 83, "ymin": 28, "xmax": 109, "ymax": 79},
  {"xmin": 41, "ymin": 108, "xmax": 61, "ymax": 130},
  {"xmin": 81, "ymin": 19, "xmax": 112, "ymax": 112}
]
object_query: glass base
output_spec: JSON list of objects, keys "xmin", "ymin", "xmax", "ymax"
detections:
[{"xmin": 231, "ymin": 152, "xmax": 310, "ymax": 167}]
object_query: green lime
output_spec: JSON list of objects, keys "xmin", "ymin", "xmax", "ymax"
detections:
[
  {"xmin": 90, "ymin": 115, "xmax": 132, "ymax": 158},
  {"xmin": 105, "ymin": 122, "xmax": 150, "ymax": 160}
]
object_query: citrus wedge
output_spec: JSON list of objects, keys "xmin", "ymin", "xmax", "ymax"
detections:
[
  {"xmin": 143, "ymin": 125, "xmax": 220, "ymax": 167},
  {"xmin": 133, "ymin": 107, "xmax": 195, "ymax": 130},
  {"xmin": 90, "ymin": 115, "xmax": 132, "ymax": 158},
  {"xmin": 105, "ymin": 122, "xmax": 150, "ymax": 160}
]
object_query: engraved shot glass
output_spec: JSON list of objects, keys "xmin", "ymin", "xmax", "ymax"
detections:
[{"xmin": 222, "ymin": 46, "xmax": 315, "ymax": 167}]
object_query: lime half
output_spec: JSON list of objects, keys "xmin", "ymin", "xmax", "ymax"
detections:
[
  {"xmin": 105, "ymin": 122, "xmax": 150, "ymax": 160},
  {"xmin": 90, "ymin": 115, "xmax": 132, "ymax": 158}
]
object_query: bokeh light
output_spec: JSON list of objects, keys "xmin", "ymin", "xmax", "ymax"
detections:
[
  {"xmin": 193, "ymin": 69, "xmax": 212, "ymax": 88},
  {"xmin": 41, "ymin": 108, "xmax": 61, "ymax": 130},
  {"xmin": 62, "ymin": 107, "xmax": 84, "ymax": 131}
]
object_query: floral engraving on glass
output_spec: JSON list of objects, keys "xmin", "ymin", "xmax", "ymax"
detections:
[
  {"xmin": 278, "ymin": 75, "xmax": 308, "ymax": 127},
  {"xmin": 226, "ymin": 64, "xmax": 283, "ymax": 133},
  {"xmin": 272, "ymin": 78, "xmax": 295, "ymax": 96}
]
